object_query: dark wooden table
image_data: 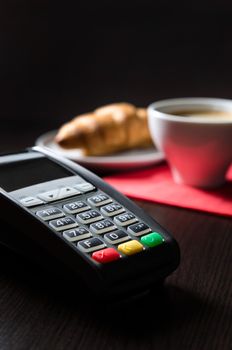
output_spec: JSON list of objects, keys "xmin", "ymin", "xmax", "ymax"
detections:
[{"xmin": 0, "ymin": 128, "xmax": 231, "ymax": 350}]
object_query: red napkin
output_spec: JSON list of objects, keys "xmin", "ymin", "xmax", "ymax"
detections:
[{"xmin": 104, "ymin": 163, "xmax": 232, "ymax": 218}]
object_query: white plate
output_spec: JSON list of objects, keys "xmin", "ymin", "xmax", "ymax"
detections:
[{"xmin": 35, "ymin": 130, "xmax": 165, "ymax": 173}]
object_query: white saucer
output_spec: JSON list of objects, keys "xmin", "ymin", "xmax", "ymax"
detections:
[{"xmin": 35, "ymin": 130, "xmax": 165, "ymax": 173}]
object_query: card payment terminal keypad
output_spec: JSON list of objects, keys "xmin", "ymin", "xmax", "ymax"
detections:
[{"xmin": 22, "ymin": 182, "xmax": 165, "ymax": 265}]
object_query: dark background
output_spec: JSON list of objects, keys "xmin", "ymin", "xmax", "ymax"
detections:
[
  {"xmin": 0, "ymin": 0, "xmax": 232, "ymax": 151},
  {"xmin": 0, "ymin": 4, "xmax": 232, "ymax": 349}
]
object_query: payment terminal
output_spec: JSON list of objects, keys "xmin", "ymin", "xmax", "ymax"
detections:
[{"xmin": 0, "ymin": 146, "xmax": 180, "ymax": 299}]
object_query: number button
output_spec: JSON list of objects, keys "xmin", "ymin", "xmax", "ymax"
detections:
[
  {"xmin": 63, "ymin": 227, "xmax": 92, "ymax": 242},
  {"xmin": 36, "ymin": 207, "xmax": 64, "ymax": 221},
  {"xmin": 127, "ymin": 222, "xmax": 151, "ymax": 237},
  {"xmin": 63, "ymin": 201, "xmax": 90, "ymax": 214},
  {"xmin": 76, "ymin": 210, "xmax": 103, "ymax": 224},
  {"xmin": 104, "ymin": 230, "xmax": 130, "ymax": 244},
  {"xmin": 100, "ymin": 203, "xmax": 125, "ymax": 217},
  {"xmin": 77, "ymin": 237, "xmax": 105, "ymax": 253},
  {"xmin": 90, "ymin": 219, "xmax": 116, "ymax": 234},
  {"xmin": 114, "ymin": 212, "xmax": 138, "ymax": 227},
  {"xmin": 49, "ymin": 217, "xmax": 78, "ymax": 231},
  {"xmin": 87, "ymin": 193, "xmax": 112, "ymax": 207}
]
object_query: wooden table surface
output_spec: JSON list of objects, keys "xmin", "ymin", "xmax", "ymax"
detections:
[{"xmin": 0, "ymin": 128, "xmax": 231, "ymax": 350}]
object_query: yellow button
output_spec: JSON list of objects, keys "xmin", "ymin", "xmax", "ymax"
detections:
[{"xmin": 118, "ymin": 240, "xmax": 144, "ymax": 256}]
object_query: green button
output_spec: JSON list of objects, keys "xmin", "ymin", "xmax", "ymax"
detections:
[{"xmin": 140, "ymin": 232, "xmax": 164, "ymax": 247}]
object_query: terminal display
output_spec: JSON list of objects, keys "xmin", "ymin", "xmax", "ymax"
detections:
[{"xmin": 0, "ymin": 157, "xmax": 73, "ymax": 192}]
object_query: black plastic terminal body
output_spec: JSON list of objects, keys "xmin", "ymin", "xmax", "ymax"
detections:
[{"xmin": 0, "ymin": 146, "xmax": 180, "ymax": 300}]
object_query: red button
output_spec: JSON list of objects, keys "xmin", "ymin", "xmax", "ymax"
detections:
[{"xmin": 92, "ymin": 248, "xmax": 120, "ymax": 263}]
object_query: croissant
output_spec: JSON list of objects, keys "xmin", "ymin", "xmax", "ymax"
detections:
[{"xmin": 55, "ymin": 102, "xmax": 154, "ymax": 156}]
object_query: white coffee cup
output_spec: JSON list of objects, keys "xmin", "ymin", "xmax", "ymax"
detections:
[{"xmin": 147, "ymin": 98, "xmax": 232, "ymax": 188}]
